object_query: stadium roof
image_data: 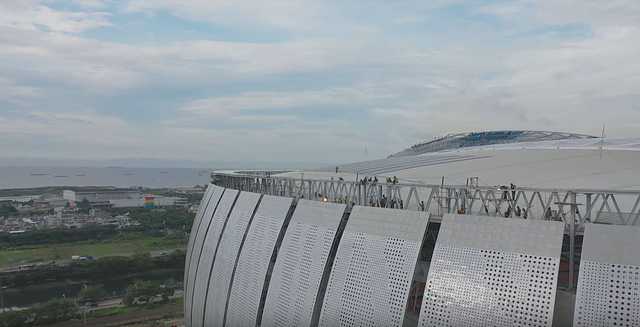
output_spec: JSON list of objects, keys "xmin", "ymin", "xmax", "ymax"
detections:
[
  {"xmin": 277, "ymin": 137, "xmax": 640, "ymax": 191},
  {"xmin": 389, "ymin": 130, "xmax": 596, "ymax": 157}
]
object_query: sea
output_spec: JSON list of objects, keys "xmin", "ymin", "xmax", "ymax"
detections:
[{"xmin": 0, "ymin": 166, "xmax": 215, "ymax": 190}]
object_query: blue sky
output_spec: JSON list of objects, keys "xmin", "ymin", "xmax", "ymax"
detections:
[{"xmin": 1, "ymin": 0, "xmax": 639, "ymax": 167}]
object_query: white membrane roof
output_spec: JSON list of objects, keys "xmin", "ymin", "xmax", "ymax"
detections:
[{"xmin": 274, "ymin": 138, "xmax": 640, "ymax": 191}]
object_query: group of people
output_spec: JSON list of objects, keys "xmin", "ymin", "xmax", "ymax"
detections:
[
  {"xmin": 369, "ymin": 195, "xmax": 403, "ymax": 209},
  {"xmin": 498, "ymin": 183, "xmax": 518, "ymax": 200},
  {"xmin": 504, "ymin": 205, "xmax": 527, "ymax": 219},
  {"xmin": 358, "ymin": 176, "xmax": 400, "ymax": 185},
  {"xmin": 329, "ymin": 173, "xmax": 400, "ymax": 185},
  {"xmin": 360, "ymin": 176, "xmax": 379, "ymax": 185}
]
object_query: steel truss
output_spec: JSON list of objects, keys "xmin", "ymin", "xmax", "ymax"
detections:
[{"xmin": 212, "ymin": 172, "xmax": 640, "ymax": 291}]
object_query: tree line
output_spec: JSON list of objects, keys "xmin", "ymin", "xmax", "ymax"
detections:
[
  {"xmin": 8, "ymin": 251, "xmax": 185, "ymax": 287},
  {"xmin": 2, "ymin": 278, "xmax": 179, "ymax": 327},
  {"xmin": 0, "ymin": 209, "xmax": 195, "ymax": 248}
]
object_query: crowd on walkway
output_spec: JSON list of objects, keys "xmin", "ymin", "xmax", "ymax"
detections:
[{"xmin": 312, "ymin": 175, "xmax": 574, "ymax": 221}]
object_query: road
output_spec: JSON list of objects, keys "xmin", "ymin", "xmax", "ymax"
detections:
[
  {"xmin": 86, "ymin": 290, "xmax": 184, "ymax": 313},
  {"xmin": 0, "ymin": 248, "xmax": 185, "ymax": 272},
  {"xmin": 54, "ymin": 305, "xmax": 183, "ymax": 327}
]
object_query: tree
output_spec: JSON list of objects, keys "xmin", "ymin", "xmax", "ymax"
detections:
[
  {"xmin": 123, "ymin": 280, "xmax": 173, "ymax": 306},
  {"xmin": 130, "ymin": 252, "xmax": 153, "ymax": 271},
  {"xmin": 4, "ymin": 309, "xmax": 31, "ymax": 327},
  {"xmin": 77, "ymin": 199, "xmax": 91, "ymax": 213},
  {"xmin": 0, "ymin": 205, "xmax": 18, "ymax": 216},
  {"xmin": 77, "ymin": 284, "xmax": 106, "ymax": 302},
  {"xmin": 32, "ymin": 298, "xmax": 75, "ymax": 325}
]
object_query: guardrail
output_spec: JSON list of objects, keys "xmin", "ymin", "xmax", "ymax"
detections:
[
  {"xmin": 212, "ymin": 172, "xmax": 640, "ymax": 228},
  {"xmin": 212, "ymin": 171, "xmax": 640, "ymax": 291}
]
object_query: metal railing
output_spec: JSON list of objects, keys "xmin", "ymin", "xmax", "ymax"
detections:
[{"xmin": 211, "ymin": 171, "xmax": 640, "ymax": 291}]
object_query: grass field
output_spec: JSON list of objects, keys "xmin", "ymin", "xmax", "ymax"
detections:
[{"xmin": 0, "ymin": 240, "xmax": 176, "ymax": 266}]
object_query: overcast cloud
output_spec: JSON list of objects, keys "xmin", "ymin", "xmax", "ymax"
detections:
[{"xmin": 0, "ymin": 0, "xmax": 639, "ymax": 167}]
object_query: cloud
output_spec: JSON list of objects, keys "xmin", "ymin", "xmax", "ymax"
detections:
[
  {"xmin": 181, "ymin": 87, "xmax": 396, "ymax": 117},
  {"xmin": 1, "ymin": 1, "xmax": 640, "ymax": 166},
  {"xmin": 0, "ymin": 3, "xmax": 112, "ymax": 33},
  {"xmin": 0, "ymin": 27, "xmax": 370, "ymax": 93},
  {"xmin": 119, "ymin": 0, "xmax": 325, "ymax": 31},
  {"xmin": 0, "ymin": 78, "xmax": 43, "ymax": 99},
  {"xmin": 72, "ymin": 0, "xmax": 109, "ymax": 9},
  {"xmin": 372, "ymin": 108, "xmax": 414, "ymax": 119}
]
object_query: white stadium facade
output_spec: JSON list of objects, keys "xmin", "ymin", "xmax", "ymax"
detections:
[{"xmin": 185, "ymin": 131, "xmax": 640, "ymax": 327}]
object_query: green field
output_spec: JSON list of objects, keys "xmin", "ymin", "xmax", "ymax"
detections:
[{"xmin": 0, "ymin": 240, "xmax": 177, "ymax": 266}]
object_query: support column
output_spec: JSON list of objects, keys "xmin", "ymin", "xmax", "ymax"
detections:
[
  {"xmin": 569, "ymin": 192, "xmax": 576, "ymax": 291},
  {"xmin": 585, "ymin": 193, "xmax": 592, "ymax": 223}
]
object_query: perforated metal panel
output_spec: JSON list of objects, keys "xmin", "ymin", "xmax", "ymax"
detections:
[
  {"xmin": 319, "ymin": 206, "xmax": 430, "ymax": 327},
  {"xmin": 184, "ymin": 185, "xmax": 223, "ymax": 327},
  {"xmin": 419, "ymin": 214, "xmax": 564, "ymax": 327},
  {"xmin": 184, "ymin": 185, "xmax": 215, "ymax": 297},
  {"xmin": 185, "ymin": 185, "xmax": 215, "ymax": 270},
  {"xmin": 226, "ymin": 195, "xmax": 294, "ymax": 327},
  {"xmin": 261, "ymin": 200, "xmax": 346, "ymax": 327},
  {"xmin": 190, "ymin": 189, "xmax": 239, "ymax": 327},
  {"xmin": 573, "ymin": 224, "xmax": 640, "ymax": 327},
  {"xmin": 203, "ymin": 192, "xmax": 261, "ymax": 327}
]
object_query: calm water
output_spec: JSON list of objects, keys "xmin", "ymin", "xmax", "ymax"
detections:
[
  {"xmin": 0, "ymin": 166, "xmax": 214, "ymax": 189},
  {"xmin": 3, "ymin": 270, "xmax": 184, "ymax": 309}
]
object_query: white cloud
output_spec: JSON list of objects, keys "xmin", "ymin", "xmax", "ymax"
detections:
[
  {"xmin": 0, "ymin": 28, "xmax": 370, "ymax": 92},
  {"xmin": 72, "ymin": 0, "xmax": 109, "ymax": 9},
  {"xmin": 181, "ymin": 87, "xmax": 396, "ymax": 117},
  {"xmin": 0, "ymin": 3, "xmax": 112, "ymax": 33},
  {"xmin": 1, "ymin": 1, "xmax": 640, "ymax": 165},
  {"xmin": 0, "ymin": 78, "xmax": 43, "ymax": 99},
  {"xmin": 119, "ymin": 0, "xmax": 325, "ymax": 31}
]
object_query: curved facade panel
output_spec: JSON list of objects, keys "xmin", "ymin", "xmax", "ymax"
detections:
[
  {"xmin": 261, "ymin": 200, "xmax": 346, "ymax": 327},
  {"xmin": 203, "ymin": 192, "xmax": 262, "ymax": 327},
  {"xmin": 184, "ymin": 185, "xmax": 215, "ymax": 290},
  {"xmin": 226, "ymin": 195, "xmax": 294, "ymax": 327},
  {"xmin": 573, "ymin": 224, "xmax": 640, "ymax": 327},
  {"xmin": 184, "ymin": 185, "xmax": 224, "ymax": 327},
  {"xmin": 419, "ymin": 214, "xmax": 564, "ymax": 327},
  {"xmin": 190, "ymin": 189, "xmax": 239, "ymax": 327},
  {"xmin": 319, "ymin": 206, "xmax": 430, "ymax": 327}
]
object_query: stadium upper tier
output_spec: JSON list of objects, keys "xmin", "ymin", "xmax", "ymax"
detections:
[
  {"xmin": 286, "ymin": 137, "xmax": 640, "ymax": 190},
  {"xmin": 389, "ymin": 130, "xmax": 596, "ymax": 158}
]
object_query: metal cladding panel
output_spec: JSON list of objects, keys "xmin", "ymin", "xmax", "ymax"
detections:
[
  {"xmin": 261, "ymin": 200, "xmax": 346, "ymax": 327},
  {"xmin": 573, "ymin": 224, "xmax": 640, "ymax": 327},
  {"xmin": 344, "ymin": 206, "xmax": 430, "ymax": 241},
  {"xmin": 184, "ymin": 185, "xmax": 223, "ymax": 327},
  {"xmin": 319, "ymin": 207, "xmax": 430, "ymax": 327},
  {"xmin": 419, "ymin": 214, "xmax": 564, "ymax": 327},
  {"xmin": 190, "ymin": 189, "xmax": 239, "ymax": 327},
  {"xmin": 226, "ymin": 195, "xmax": 294, "ymax": 327},
  {"xmin": 184, "ymin": 185, "xmax": 216, "ymax": 285},
  {"xmin": 203, "ymin": 192, "xmax": 262, "ymax": 327}
]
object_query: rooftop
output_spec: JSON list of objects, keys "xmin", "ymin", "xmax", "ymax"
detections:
[
  {"xmin": 65, "ymin": 188, "xmax": 139, "ymax": 193},
  {"xmin": 389, "ymin": 130, "xmax": 597, "ymax": 158}
]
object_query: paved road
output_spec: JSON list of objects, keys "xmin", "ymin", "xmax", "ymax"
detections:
[
  {"xmin": 85, "ymin": 290, "xmax": 184, "ymax": 313},
  {"xmin": 54, "ymin": 305, "xmax": 183, "ymax": 327},
  {"xmin": 0, "ymin": 248, "xmax": 185, "ymax": 272}
]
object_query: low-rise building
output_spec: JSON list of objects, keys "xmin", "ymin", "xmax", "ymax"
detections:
[
  {"xmin": 109, "ymin": 196, "xmax": 187, "ymax": 208},
  {"xmin": 63, "ymin": 188, "xmax": 141, "ymax": 204},
  {"xmin": 175, "ymin": 187, "xmax": 205, "ymax": 194}
]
